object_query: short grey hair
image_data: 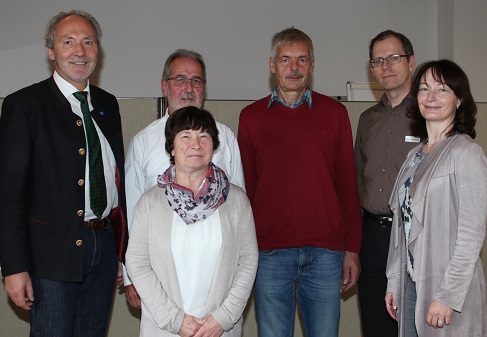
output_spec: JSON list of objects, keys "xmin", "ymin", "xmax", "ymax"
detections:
[
  {"xmin": 270, "ymin": 27, "xmax": 314, "ymax": 62},
  {"xmin": 45, "ymin": 10, "xmax": 102, "ymax": 49},
  {"xmin": 161, "ymin": 49, "xmax": 206, "ymax": 81}
]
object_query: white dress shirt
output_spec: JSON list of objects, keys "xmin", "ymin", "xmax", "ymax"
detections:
[{"xmin": 53, "ymin": 71, "xmax": 118, "ymax": 221}]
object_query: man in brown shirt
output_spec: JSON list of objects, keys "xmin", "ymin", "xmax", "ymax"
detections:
[{"xmin": 354, "ymin": 30, "xmax": 419, "ymax": 337}]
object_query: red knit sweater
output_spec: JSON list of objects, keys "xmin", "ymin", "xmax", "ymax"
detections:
[{"xmin": 238, "ymin": 92, "xmax": 362, "ymax": 252}]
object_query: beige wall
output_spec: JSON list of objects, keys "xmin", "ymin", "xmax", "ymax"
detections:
[{"xmin": 1, "ymin": 98, "xmax": 487, "ymax": 336}]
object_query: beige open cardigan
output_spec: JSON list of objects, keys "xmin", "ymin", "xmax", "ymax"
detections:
[{"xmin": 126, "ymin": 184, "xmax": 258, "ymax": 337}]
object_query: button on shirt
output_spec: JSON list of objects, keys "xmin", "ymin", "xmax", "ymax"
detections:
[
  {"xmin": 53, "ymin": 71, "xmax": 118, "ymax": 221},
  {"xmin": 354, "ymin": 93, "xmax": 420, "ymax": 214}
]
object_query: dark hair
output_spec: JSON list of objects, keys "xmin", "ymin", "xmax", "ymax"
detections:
[
  {"xmin": 271, "ymin": 27, "xmax": 314, "ymax": 62},
  {"xmin": 162, "ymin": 49, "xmax": 206, "ymax": 81},
  {"xmin": 369, "ymin": 30, "xmax": 414, "ymax": 60},
  {"xmin": 165, "ymin": 106, "xmax": 220, "ymax": 164},
  {"xmin": 408, "ymin": 59, "xmax": 477, "ymax": 139},
  {"xmin": 45, "ymin": 10, "xmax": 102, "ymax": 49}
]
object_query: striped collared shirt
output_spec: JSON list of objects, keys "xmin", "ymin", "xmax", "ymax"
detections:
[{"xmin": 267, "ymin": 85, "xmax": 312, "ymax": 109}]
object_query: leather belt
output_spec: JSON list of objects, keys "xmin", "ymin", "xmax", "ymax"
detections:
[
  {"xmin": 364, "ymin": 210, "xmax": 393, "ymax": 226},
  {"xmin": 84, "ymin": 217, "xmax": 110, "ymax": 230}
]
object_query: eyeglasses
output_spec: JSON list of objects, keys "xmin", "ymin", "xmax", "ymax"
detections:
[
  {"xmin": 166, "ymin": 76, "xmax": 206, "ymax": 88},
  {"xmin": 370, "ymin": 54, "xmax": 409, "ymax": 68}
]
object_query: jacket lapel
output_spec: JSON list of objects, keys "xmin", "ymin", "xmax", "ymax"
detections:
[{"xmin": 408, "ymin": 135, "xmax": 458, "ymax": 250}]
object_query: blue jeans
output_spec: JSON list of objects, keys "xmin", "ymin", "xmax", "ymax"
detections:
[
  {"xmin": 254, "ymin": 247, "xmax": 343, "ymax": 337},
  {"xmin": 29, "ymin": 224, "xmax": 118, "ymax": 337}
]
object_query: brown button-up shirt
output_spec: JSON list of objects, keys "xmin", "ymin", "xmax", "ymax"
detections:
[{"xmin": 354, "ymin": 93, "xmax": 420, "ymax": 214}]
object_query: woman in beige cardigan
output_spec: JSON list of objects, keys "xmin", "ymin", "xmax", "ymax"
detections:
[
  {"xmin": 126, "ymin": 106, "xmax": 258, "ymax": 337},
  {"xmin": 385, "ymin": 60, "xmax": 487, "ymax": 337}
]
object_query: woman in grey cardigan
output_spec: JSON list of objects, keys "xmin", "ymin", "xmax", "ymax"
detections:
[
  {"xmin": 385, "ymin": 60, "xmax": 487, "ymax": 336},
  {"xmin": 126, "ymin": 106, "xmax": 258, "ymax": 337}
]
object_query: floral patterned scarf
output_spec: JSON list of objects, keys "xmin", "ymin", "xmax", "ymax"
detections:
[{"xmin": 157, "ymin": 162, "xmax": 230, "ymax": 224}]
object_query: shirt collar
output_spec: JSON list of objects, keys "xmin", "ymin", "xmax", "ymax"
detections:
[
  {"xmin": 379, "ymin": 91, "xmax": 413, "ymax": 109},
  {"xmin": 162, "ymin": 108, "xmax": 170, "ymax": 121},
  {"xmin": 268, "ymin": 85, "xmax": 312, "ymax": 109},
  {"xmin": 53, "ymin": 71, "xmax": 90, "ymax": 99}
]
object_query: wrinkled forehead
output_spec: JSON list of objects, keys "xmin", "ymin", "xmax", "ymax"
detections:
[
  {"xmin": 169, "ymin": 57, "xmax": 204, "ymax": 77},
  {"xmin": 277, "ymin": 41, "xmax": 311, "ymax": 57}
]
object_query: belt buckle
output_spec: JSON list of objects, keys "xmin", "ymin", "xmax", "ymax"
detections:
[
  {"xmin": 378, "ymin": 216, "xmax": 392, "ymax": 227},
  {"xmin": 86, "ymin": 217, "xmax": 109, "ymax": 230}
]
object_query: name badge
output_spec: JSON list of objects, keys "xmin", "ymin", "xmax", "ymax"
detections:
[{"xmin": 405, "ymin": 136, "xmax": 421, "ymax": 143}]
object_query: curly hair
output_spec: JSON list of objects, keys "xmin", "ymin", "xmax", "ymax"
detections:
[{"xmin": 408, "ymin": 59, "xmax": 477, "ymax": 139}]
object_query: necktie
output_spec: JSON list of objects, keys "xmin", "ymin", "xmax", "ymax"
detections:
[{"xmin": 73, "ymin": 91, "xmax": 107, "ymax": 218}]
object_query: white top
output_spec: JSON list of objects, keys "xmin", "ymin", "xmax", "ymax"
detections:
[
  {"xmin": 172, "ymin": 210, "xmax": 222, "ymax": 318},
  {"xmin": 53, "ymin": 71, "xmax": 118, "ymax": 220},
  {"xmin": 123, "ymin": 111, "xmax": 244, "ymax": 285}
]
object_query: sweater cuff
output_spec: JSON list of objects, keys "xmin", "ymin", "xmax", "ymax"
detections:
[{"xmin": 212, "ymin": 307, "xmax": 234, "ymax": 332}]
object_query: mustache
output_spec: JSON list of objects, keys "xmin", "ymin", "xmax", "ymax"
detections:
[
  {"xmin": 285, "ymin": 72, "xmax": 304, "ymax": 79},
  {"xmin": 180, "ymin": 93, "xmax": 197, "ymax": 101}
]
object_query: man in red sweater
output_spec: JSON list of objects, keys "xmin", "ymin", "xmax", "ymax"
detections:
[{"xmin": 238, "ymin": 27, "xmax": 362, "ymax": 337}]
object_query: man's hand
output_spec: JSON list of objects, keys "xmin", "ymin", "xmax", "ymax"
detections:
[
  {"xmin": 341, "ymin": 251, "xmax": 360, "ymax": 292},
  {"xmin": 116, "ymin": 261, "xmax": 124, "ymax": 286},
  {"xmin": 125, "ymin": 284, "xmax": 141, "ymax": 309},
  {"xmin": 5, "ymin": 272, "xmax": 34, "ymax": 310}
]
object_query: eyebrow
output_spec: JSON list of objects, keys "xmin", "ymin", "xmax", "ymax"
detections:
[
  {"xmin": 420, "ymin": 80, "xmax": 447, "ymax": 87},
  {"xmin": 59, "ymin": 34, "xmax": 95, "ymax": 41},
  {"xmin": 174, "ymin": 75, "xmax": 204, "ymax": 79},
  {"xmin": 280, "ymin": 55, "xmax": 309, "ymax": 59},
  {"xmin": 373, "ymin": 53, "xmax": 398, "ymax": 59}
]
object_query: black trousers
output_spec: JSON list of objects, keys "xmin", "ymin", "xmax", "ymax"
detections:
[{"xmin": 358, "ymin": 212, "xmax": 398, "ymax": 337}]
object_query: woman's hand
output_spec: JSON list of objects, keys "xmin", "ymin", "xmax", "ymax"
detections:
[
  {"xmin": 426, "ymin": 300, "xmax": 453, "ymax": 329},
  {"xmin": 178, "ymin": 314, "xmax": 205, "ymax": 337},
  {"xmin": 385, "ymin": 292, "xmax": 398, "ymax": 320},
  {"xmin": 193, "ymin": 315, "xmax": 224, "ymax": 337}
]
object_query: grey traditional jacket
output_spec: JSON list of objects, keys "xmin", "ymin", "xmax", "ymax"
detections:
[
  {"xmin": 386, "ymin": 134, "xmax": 487, "ymax": 336},
  {"xmin": 126, "ymin": 184, "xmax": 258, "ymax": 337}
]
